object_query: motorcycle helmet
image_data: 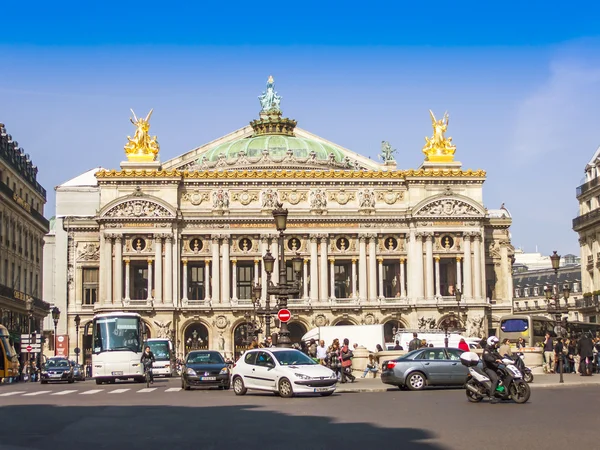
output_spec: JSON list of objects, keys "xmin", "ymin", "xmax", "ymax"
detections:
[{"xmin": 487, "ymin": 336, "xmax": 499, "ymax": 348}]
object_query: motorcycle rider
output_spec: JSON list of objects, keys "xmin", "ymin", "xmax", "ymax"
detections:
[{"xmin": 482, "ymin": 336, "xmax": 503, "ymax": 404}]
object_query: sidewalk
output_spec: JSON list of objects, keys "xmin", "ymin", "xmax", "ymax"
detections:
[{"xmin": 335, "ymin": 373, "xmax": 600, "ymax": 393}]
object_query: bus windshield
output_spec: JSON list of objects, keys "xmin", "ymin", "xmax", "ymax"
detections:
[
  {"xmin": 500, "ymin": 318, "xmax": 529, "ymax": 333},
  {"xmin": 93, "ymin": 316, "xmax": 142, "ymax": 354},
  {"xmin": 0, "ymin": 336, "xmax": 15, "ymax": 359},
  {"xmin": 146, "ymin": 341, "xmax": 171, "ymax": 361}
]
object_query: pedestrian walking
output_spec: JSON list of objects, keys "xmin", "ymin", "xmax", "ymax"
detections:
[
  {"xmin": 543, "ymin": 333, "xmax": 554, "ymax": 373},
  {"xmin": 340, "ymin": 338, "xmax": 355, "ymax": 383}
]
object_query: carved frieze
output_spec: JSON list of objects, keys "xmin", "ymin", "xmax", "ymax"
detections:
[
  {"xmin": 182, "ymin": 190, "xmax": 210, "ymax": 206},
  {"xmin": 212, "ymin": 189, "xmax": 230, "ymax": 209},
  {"xmin": 358, "ymin": 188, "xmax": 376, "ymax": 209},
  {"xmin": 280, "ymin": 189, "xmax": 307, "ymax": 205},
  {"xmin": 104, "ymin": 200, "xmax": 172, "ymax": 218},
  {"xmin": 329, "ymin": 189, "xmax": 355, "ymax": 205},
  {"xmin": 76, "ymin": 242, "xmax": 100, "ymax": 261},
  {"xmin": 377, "ymin": 189, "xmax": 404, "ymax": 205},
  {"xmin": 310, "ymin": 188, "xmax": 327, "ymax": 210},
  {"xmin": 415, "ymin": 198, "xmax": 481, "ymax": 217},
  {"xmin": 261, "ymin": 188, "xmax": 279, "ymax": 208},
  {"xmin": 231, "ymin": 189, "xmax": 258, "ymax": 206}
]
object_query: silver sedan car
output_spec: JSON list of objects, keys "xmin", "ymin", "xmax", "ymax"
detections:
[{"xmin": 381, "ymin": 347, "xmax": 469, "ymax": 390}]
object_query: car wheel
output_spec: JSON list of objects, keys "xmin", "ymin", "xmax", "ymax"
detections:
[
  {"xmin": 68, "ymin": 379, "xmax": 75, "ymax": 384},
  {"xmin": 278, "ymin": 378, "xmax": 294, "ymax": 398},
  {"xmin": 41, "ymin": 380, "xmax": 48, "ymax": 385},
  {"xmin": 233, "ymin": 376, "xmax": 247, "ymax": 396},
  {"xmin": 182, "ymin": 379, "xmax": 191, "ymax": 391},
  {"xmin": 406, "ymin": 372, "xmax": 426, "ymax": 391},
  {"xmin": 95, "ymin": 379, "xmax": 103, "ymax": 385}
]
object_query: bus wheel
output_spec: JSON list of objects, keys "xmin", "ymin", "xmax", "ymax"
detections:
[{"xmin": 95, "ymin": 379, "xmax": 103, "ymax": 385}]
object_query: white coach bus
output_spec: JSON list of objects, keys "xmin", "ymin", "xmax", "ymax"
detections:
[{"xmin": 92, "ymin": 312, "xmax": 145, "ymax": 385}]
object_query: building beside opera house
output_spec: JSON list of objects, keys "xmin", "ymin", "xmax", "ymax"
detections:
[{"xmin": 44, "ymin": 78, "xmax": 515, "ymax": 362}]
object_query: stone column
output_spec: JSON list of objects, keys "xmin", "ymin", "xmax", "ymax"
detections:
[
  {"xmin": 204, "ymin": 258, "xmax": 211, "ymax": 302},
  {"xmin": 406, "ymin": 230, "xmax": 414, "ymax": 299},
  {"xmin": 254, "ymin": 258, "xmax": 260, "ymax": 286},
  {"xmin": 182, "ymin": 258, "xmax": 188, "ymax": 302},
  {"xmin": 124, "ymin": 258, "xmax": 130, "ymax": 302},
  {"xmin": 359, "ymin": 235, "xmax": 367, "ymax": 303},
  {"xmin": 147, "ymin": 258, "xmax": 153, "ymax": 301},
  {"xmin": 377, "ymin": 256, "xmax": 384, "ymax": 299},
  {"xmin": 114, "ymin": 236, "xmax": 123, "ymax": 303},
  {"xmin": 434, "ymin": 256, "xmax": 441, "ymax": 298},
  {"xmin": 261, "ymin": 236, "xmax": 269, "ymax": 302},
  {"xmin": 154, "ymin": 236, "xmax": 163, "ymax": 303},
  {"xmin": 164, "ymin": 236, "xmax": 173, "ymax": 304},
  {"xmin": 99, "ymin": 232, "xmax": 106, "ymax": 303},
  {"xmin": 463, "ymin": 233, "xmax": 472, "ymax": 300},
  {"xmin": 400, "ymin": 257, "xmax": 406, "ymax": 298},
  {"xmin": 500, "ymin": 242, "xmax": 509, "ymax": 301},
  {"xmin": 415, "ymin": 233, "xmax": 424, "ymax": 299},
  {"xmin": 425, "ymin": 233, "xmax": 434, "ymax": 299},
  {"xmin": 329, "ymin": 257, "xmax": 336, "ymax": 300},
  {"xmin": 211, "ymin": 236, "xmax": 220, "ymax": 303},
  {"xmin": 310, "ymin": 235, "xmax": 319, "ymax": 302},
  {"xmin": 368, "ymin": 235, "xmax": 377, "ymax": 302},
  {"xmin": 456, "ymin": 256, "xmax": 462, "ymax": 292},
  {"xmin": 303, "ymin": 258, "xmax": 309, "ymax": 299},
  {"xmin": 319, "ymin": 236, "xmax": 328, "ymax": 301},
  {"xmin": 351, "ymin": 258, "xmax": 358, "ymax": 299},
  {"xmin": 105, "ymin": 234, "xmax": 113, "ymax": 304},
  {"xmin": 231, "ymin": 258, "xmax": 238, "ymax": 301},
  {"xmin": 473, "ymin": 233, "xmax": 482, "ymax": 300},
  {"xmin": 221, "ymin": 235, "xmax": 230, "ymax": 304}
]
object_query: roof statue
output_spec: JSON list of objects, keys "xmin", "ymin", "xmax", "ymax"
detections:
[
  {"xmin": 422, "ymin": 110, "xmax": 456, "ymax": 163},
  {"xmin": 124, "ymin": 109, "xmax": 160, "ymax": 162},
  {"xmin": 258, "ymin": 75, "xmax": 282, "ymax": 113},
  {"xmin": 379, "ymin": 141, "xmax": 396, "ymax": 162}
]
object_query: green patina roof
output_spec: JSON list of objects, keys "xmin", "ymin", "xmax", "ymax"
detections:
[{"xmin": 202, "ymin": 135, "xmax": 346, "ymax": 163}]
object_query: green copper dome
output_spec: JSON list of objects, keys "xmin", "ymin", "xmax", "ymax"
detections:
[{"xmin": 203, "ymin": 134, "xmax": 346, "ymax": 163}]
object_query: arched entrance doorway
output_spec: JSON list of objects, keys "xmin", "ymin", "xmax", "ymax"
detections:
[
  {"xmin": 82, "ymin": 322, "xmax": 93, "ymax": 371},
  {"xmin": 334, "ymin": 320, "xmax": 355, "ymax": 326},
  {"xmin": 183, "ymin": 323, "xmax": 209, "ymax": 354},
  {"xmin": 439, "ymin": 315, "xmax": 463, "ymax": 333},
  {"xmin": 287, "ymin": 322, "xmax": 307, "ymax": 345},
  {"xmin": 384, "ymin": 320, "xmax": 404, "ymax": 344},
  {"xmin": 233, "ymin": 322, "xmax": 254, "ymax": 359}
]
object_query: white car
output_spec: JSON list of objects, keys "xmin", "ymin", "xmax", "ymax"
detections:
[{"xmin": 231, "ymin": 348, "xmax": 338, "ymax": 398}]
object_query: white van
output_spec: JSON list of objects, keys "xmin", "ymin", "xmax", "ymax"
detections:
[{"xmin": 393, "ymin": 332, "xmax": 472, "ymax": 350}]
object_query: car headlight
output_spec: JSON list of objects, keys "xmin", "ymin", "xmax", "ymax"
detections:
[
  {"xmin": 219, "ymin": 367, "xmax": 229, "ymax": 375},
  {"xmin": 186, "ymin": 368, "xmax": 197, "ymax": 376},
  {"xmin": 294, "ymin": 373, "xmax": 311, "ymax": 380}
]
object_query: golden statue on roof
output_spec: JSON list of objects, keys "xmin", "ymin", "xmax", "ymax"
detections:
[
  {"xmin": 422, "ymin": 110, "xmax": 456, "ymax": 163},
  {"xmin": 124, "ymin": 109, "xmax": 160, "ymax": 162}
]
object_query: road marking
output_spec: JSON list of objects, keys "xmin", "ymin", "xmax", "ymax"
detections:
[
  {"xmin": 80, "ymin": 389, "xmax": 103, "ymax": 395},
  {"xmin": 137, "ymin": 388, "xmax": 157, "ymax": 393},
  {"xmin": 108, "ymin": 389, "xmax": 130, "ymax": 394},
  {"xmin": 165, "ymin": 388, "xmax": 181, "ymax": 392},
  {"xmin": 0, "ymin": 391, "xmax": 25, "ymax": 397},
  {"xmin": 51, "ymin": 390, "xmax": 78, "ymax": 396},
  {"xmin": 23, "ymin": 391, "xmax": 51, "ymax": 396}
]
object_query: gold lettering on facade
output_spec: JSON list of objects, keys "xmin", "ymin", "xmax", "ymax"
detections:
[{"xmin": 13, "ymin": 193, "xmax": 32, "ymax": 213}]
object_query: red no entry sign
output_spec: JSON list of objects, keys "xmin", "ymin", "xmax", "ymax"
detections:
[
  {"xmin": 277, "ymin": 309, "xmax": 292, "ymax": 323},
  {"xmin": 26, "ymin": 345, "xmax": 32, "ymax": 353}
]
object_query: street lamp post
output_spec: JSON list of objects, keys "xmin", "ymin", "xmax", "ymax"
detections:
[
  {"xmin": 52, "ymin": 307, "xmax": 61, "ymax": 356},
  {"xmin": 544, "ymin": 251, "xmax": 570, "ymax": 384},
  {"xmin": 444, "ymin": 288, "xmax": 463, "ymax": 348},
  {"xmin": 74, "ymin": 315, "xmax": 81, "ymax": 365},
  {"xmin": 25, "ymin": 298, "xmax": 33, "ymax": 381},
  {"xmin": 253, "ymin": 204, "xmax": 302, "ymax": 348}
]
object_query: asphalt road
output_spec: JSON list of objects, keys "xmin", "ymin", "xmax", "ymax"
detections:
[{"xmin": 0, "ymin": 378, "xmax": 597, "ymax": 450}]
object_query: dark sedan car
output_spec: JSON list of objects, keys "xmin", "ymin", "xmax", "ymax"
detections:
[
  {"xmin": 182, "ymin": 351, "xmax": 230, "ymax": 390},
  {"xmin": 41, "ymin": 357, "xmax": 75, "ymax": 384},
  {"xmin": 381, "ymin": 347, "xmax": 470, "ymax": 391}
]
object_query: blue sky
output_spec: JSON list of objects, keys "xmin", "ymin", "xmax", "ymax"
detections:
[{"xmin": 1, "ymin": 1, "xmax": 600, "ymax": 256}]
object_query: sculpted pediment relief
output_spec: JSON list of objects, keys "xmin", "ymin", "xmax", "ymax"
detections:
[
  {"xmin": 414, "ymin": 198, "xmax": 482, "ymax": 218},
  {"xmin": 102, "ymin": 199, "xmax": 174, "ymax": 219}
]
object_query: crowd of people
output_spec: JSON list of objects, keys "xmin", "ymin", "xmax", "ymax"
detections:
[{"xmin": 541, "ymin": 332, "xmax": 600, "ymax": 375}]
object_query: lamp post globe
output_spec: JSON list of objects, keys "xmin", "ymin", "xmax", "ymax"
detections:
[
  {"xmin": 272, "ymin": 204, "xmax": 288, "ymax": 232},
  {"xmin": 263, "ymin": 250, "xmax": 275, "ymax": 276},
  {"xmin": 292, "ymin": 254, "xmax": 303, "ymax": 274},
  {"xmin": 550, "ymin": 251, "xmax": 561, "ymax": 271}
]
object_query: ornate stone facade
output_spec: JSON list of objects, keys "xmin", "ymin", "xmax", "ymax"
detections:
[{"xmin": 46, "ymin": 79, "xmax": 514, "ymax": 362}]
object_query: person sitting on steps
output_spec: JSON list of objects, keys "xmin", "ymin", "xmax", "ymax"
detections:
[{"xmin": 361, "ymin": 354, "xmax": 379, "ymax": 378}]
